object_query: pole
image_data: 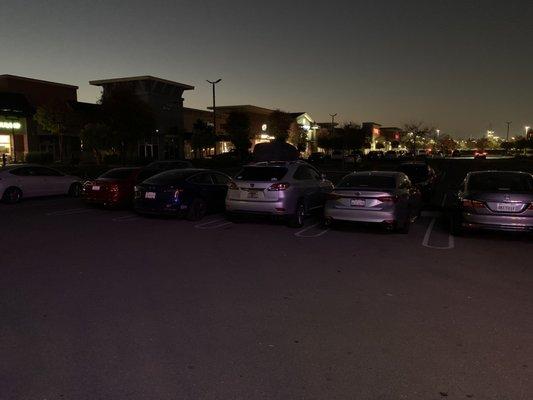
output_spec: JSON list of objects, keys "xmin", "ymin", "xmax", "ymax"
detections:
[
  {"xmin": 506, "ymin": 121, "xmax": 511, "ymax": 142},
  {"xmin": 207, "ymin": 79, "xmax": 221, "ymax": 155},
  {"xmin": 329, "ymin": 113, "xmax": 337, "ymax": 135}
]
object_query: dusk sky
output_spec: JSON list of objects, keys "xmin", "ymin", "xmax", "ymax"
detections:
[{"xmin": 1, "ymin": 0, "xmax": 532, "ymax": 137}]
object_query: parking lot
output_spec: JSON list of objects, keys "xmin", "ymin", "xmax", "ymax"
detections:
[{"xmin": 2, "ymin": 184, "xmax": 532, "ymax": 400}]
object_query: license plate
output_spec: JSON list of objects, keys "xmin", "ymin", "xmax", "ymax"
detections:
[
  {"xmin": 145, "ymin": 192, "xmax": 156, "ymax": 199},
  {"xmin": 92, "ymin": 185, "xmax": 100, "ymax": 191},
  {"xmin": 248, "ymin": 191, "xmax": 259, "ymax": 199},
  {"xmin": 496, "ymin": 203, "xmax": 517, "ymax": 212},
  {"xmin": 350, "ymin": 198, "xmax": 365, "ymax": 207}
]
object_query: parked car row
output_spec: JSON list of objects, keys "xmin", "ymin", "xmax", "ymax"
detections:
[{"xmin": 2, "ymin": 161, "xmax": 532, "ymax": 236}]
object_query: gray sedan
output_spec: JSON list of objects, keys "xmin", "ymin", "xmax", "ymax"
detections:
[
  {"xmin": 451, "ymin": 170, "xmax": 533, "ymax": 234},
  {"xmin": 324, "ymin": 171, "xmax": 421, "ymax": 233}
]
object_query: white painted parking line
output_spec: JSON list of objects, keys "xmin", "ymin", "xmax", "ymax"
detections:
[
  {"xmin": 422, "ymin": 218, "xmax": 454, "ymax": 250},
  {"xmin": 194, "ymin": 218, "xmax": 233, "ymax": 230},
  {"xmin": 112, "ymin": 215, "xmax": 140, "ymax": 222},
  {"xmin": 46, "ymin": 208, "xmax": 95, "ymax": 216},
  {"xmin": 294, "ymin": 223, "xmax": 329, "ymax": 238}
]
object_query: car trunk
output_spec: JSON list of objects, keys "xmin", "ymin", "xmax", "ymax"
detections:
[
  {"xmin": 232, "ymin": 181, "xmax": 281, "ymax": 202},
  {"xmin": 332, "ymin": 188, "xmax": 396, "ymax": 210},
  {"xmin": 468, "ymin": 191, "xmax": 533, "ymax": 214}
]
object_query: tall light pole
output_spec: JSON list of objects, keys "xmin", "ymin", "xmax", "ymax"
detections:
[
  {"xmin": 207, "ymin": 78, "xmax": 221, "ymax": 155},
  {"xmin": 506, "ymin": 121, "xmax": 512, "ymax": 141},
  {"xmin": 526, "ymin": 126, "xmax": 530, "ymax": 138},
  {"xmin": 329, "ymin": 113, "xmax": 337, "ymax": 135}
]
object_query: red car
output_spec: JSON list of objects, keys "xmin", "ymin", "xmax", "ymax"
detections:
[{"xmin": 82, "ymin": 167, "xmax": 142, "ymax": 207}]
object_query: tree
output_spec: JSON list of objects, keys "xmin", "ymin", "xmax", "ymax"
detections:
[
  {"xmin": 191, "ymin": 119, "xmax": 216, "ymax": 158},
  {"xmin": 34, "ymin": 101, "xmax": 76, "ymax": 161},
  {"xmin": 476, "ymin": 137, "xmax": 490, "ymax": 150},
  {"xmin": 436, "ymin": 134, "xmax": 457, "ymax": 153},
  {"xmin": 99, "ymin": 87, "xmax": 156, "ymax": 158},
  {"xmin": 225, "ymin": 111, "xmax": 252, "ymax": 157},
  {"xmin": 80, "ymin": 123, "xmax": 113, "ymax": 164},
  {"xmin": 402, "ymin": 122, "xmax": 433, "ymax": 153},
  {"xmin": 267, "ymin": 110, "xmax": 293, "ymax": 142},
  {"xmin": 341, "ymin": 123, "xmax": 367, "ymax": 151},
  {"xmin": 289, "ymin": 124, "xmax": 308, "ymax": 152}
]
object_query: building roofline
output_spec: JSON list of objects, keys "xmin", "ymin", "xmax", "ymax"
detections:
[
  {"xmin": 210, "ymin": 104, "xmax": 274, "ymax": 114},
  {"xmin": 89, "ymin": 75, "xmax": 194, "ymax": 90},
  {"xmin": 0, "ymin": 74, "xmax": 78, "ymax": 89}
]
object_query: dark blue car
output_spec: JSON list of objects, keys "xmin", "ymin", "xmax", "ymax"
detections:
[{"xmin": 134, "ymin": 168, "xmax": 232, "ymax": 220}]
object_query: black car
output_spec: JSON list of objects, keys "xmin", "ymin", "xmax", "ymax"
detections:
[
  {"xmin": 136, "ymin": 159, "xmax": 193, "ymax": 183},
  {"xmin": 134, "ymin": 169, "xmax": 232, "ymax": 220},
  {"xmin": 308, "ymin": 152, "xmax": 328, "ymax": 164},
  {"xmin": 397, "ymin": 162, "xmax": 437, "ymax": 201}
]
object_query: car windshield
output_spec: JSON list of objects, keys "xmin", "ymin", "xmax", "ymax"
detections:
[
  {"xmin": 398, "ymin": 165, "xmax": 429, "ymax": 182},
  {"xmin": 99, "ymin": 168, "xmax": 136, "ymax": 180},
  {"xmin": 143, "ymin": 170, "xmax": 200, "ymax": 185},
  {"xmin": 337, "ymin": 175, "xmax": 396, "ymax": 189},
  {"xmin": 468, "ymin": 173, "xmax": 533, "ymax": 192},
  {"xmin": 235, "ymin": 166, "xmax": 288, "ymax": 181}
]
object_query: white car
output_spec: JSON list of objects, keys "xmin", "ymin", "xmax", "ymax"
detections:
[{"xmin": 0, "ymin": 164, "xmax": 81, "ymax": 203}]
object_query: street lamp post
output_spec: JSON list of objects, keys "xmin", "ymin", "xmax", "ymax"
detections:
[
  {"xmin": 506, "ymin": 121, "xmax": 511, "ymax": 142},
  {"xmin": 329, "ymin": 113, "xmax": 337, "ymax": 135},
  {"xmin": 207, "ymin": 79, "xmax": 222, "ymax": 155},
  {"xmin": 526, "ymin": 126, "xmax": 530, "ymax": 138}
]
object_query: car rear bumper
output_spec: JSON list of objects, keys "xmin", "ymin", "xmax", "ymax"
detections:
[
  {"xmin": 325, "ymin": 206, "xmax": 398, "ymax": 223},
  {"xmin": 133, "ymin": 199, "xmax": 187, "ymax": 216},
  {"xmin": 225, "ymin": 199, "xmax": 293, "ymax": 216},
  {"xmin": 462, "ymin": 212, "xmax": 533, "ymax": 232}
]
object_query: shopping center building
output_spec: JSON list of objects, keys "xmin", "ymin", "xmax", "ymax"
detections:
[{"xmin": 0, "ymin": 74, "xmax": 79, "ymax": 162}]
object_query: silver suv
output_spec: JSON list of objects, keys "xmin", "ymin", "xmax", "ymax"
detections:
[{"xmin": 226, "ymin": 161, "xmax": 334, "ymax": 227}]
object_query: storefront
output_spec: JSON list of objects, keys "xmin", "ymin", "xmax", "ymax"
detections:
[{"xmin": 0, "ymin": 117, "xmax": 27, "ymax": 162}]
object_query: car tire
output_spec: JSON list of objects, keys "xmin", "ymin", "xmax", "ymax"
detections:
[
  {"xmin": 187, "ymin": 198, "xmax": 207, "ymax": 221},
  {"xmin": 2, "ymin": 187, "xmax": 22, "ymax": 204},
  {"xmin": 322, "ymin": 217, "xmax": 334, "ymax": 229},
  {"xmin": 68, "ymin": 182, "xmax": 82, "ymax": 197},
  {"xmin": 288, "ymin": 201, "xmax": 305, "ymax": 228}
]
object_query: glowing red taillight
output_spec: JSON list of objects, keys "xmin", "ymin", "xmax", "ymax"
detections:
[
  {"xmin": 268, "ymin": 182, "xmax": 290, "ymax": 191},
  {"xmin": 379, "ymin": 196, "xmax": 398, "ymax": 203},
  {"xmin": 462, "ymin": 199, "xmax": 485, "ymax": 209},
  {"xmin": 528, "ymin": 203, "xmax": 533, "ymax": 210}
]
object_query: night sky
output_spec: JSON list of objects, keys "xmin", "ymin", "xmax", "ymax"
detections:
[{"xmin": 1, "ymin": 0, "xmax": 532, "ymax": 137}]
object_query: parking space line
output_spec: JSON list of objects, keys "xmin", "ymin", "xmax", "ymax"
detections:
[
  {"xmin": 294, "ymin": 223, "xmax": 329, "ymax": 238},
  {"xmin": 112, "ymin": 215, "xmax": 140, "ymax": 222},
  {"xmin": 194, "ymin": 218, "xmax": 233, "ymax": 230},
  {"xmin": 46, "ymin": 208, "xmax": 95, "ymax": 216},
  {"xmin": 422, "ymin": 218, "xmax": 454, "ymax": 250}
]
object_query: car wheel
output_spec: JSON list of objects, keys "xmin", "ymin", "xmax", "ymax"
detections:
[
  {"xmin": 322, "ymin": 216, "xmax": 334, "ymax": 229},
  {"xmin": 2, "ymin": 187, "xmax": 22, "ymax": 204},
  {"xmin": 187, "ymin": 198, "xmax": 207, "ymax": 221},
  {"xmin": 68, "ymin": 182, "xmax": 82, "ymax": 197},
  {"xmin": 288, "ymin": 201, "xmax": 305, "ymax": 228}
]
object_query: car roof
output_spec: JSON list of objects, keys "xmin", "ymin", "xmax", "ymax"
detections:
[
  {"xmin": 247, "ymin": 160, "xmax": 310, "ymax": 167},
  {"xmin": 350, "ymin": 171, "xmax": 403, "ymax": 177},
  {"xmin": 467, "ymin": 170, "xmax": 532, "ymax": 177}
]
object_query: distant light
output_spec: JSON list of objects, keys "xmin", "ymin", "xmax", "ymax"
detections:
[
  {"xmin": 0, "ymin": 121, "xmax": 21, "ymax": 130},
  {"xmin": 262, "ymin": 124, "xmax": 267, "ymax": 132}
]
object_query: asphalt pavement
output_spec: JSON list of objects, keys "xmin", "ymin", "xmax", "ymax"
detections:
[{"xmin": 1, "ymin": 194, "xmax": 532, "ymax": 400}]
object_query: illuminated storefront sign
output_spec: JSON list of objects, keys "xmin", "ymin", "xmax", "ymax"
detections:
[{"xmin": 0, "ymin": 121, "xmax": 22, "ymax": 130}]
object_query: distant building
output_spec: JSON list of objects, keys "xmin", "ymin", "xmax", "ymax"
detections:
[
  {"xmin": 0, "ymin": 74, "xmax": 79, "ymax": 161},
  {"xmin": 90, "ymin": 75, "xmax": 194, "ymax": 160}
]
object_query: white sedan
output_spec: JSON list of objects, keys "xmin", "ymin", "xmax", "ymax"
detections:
[{"xmin": 0, "ymin": 164, "xmax": 81, "ymax": 203}]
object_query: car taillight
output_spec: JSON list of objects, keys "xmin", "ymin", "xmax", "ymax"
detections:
[
  {"xmin": 268, "ymin": 182, "xmax": 290, "ymax": 191},
  {"xmin": 228, "ymin": 181, "xmax": 238, "ymax": 190},
  {"xmin": 327, "ymin": 192, "xmax": 342, "ymax": 200},
  {"xmin": 379, "ymin": 196, "xmax": 398, "ymax": 203},
  {"xmin": 109, "ymin": 184, "xmax": 119, "ymax": 192},
  {"xmin": 528, "ymin": 203, "xmax": 533, "ymax": 210},
  {"xmin": 462, "ymin": 199, "xmax": 485, "ymax": 209}
]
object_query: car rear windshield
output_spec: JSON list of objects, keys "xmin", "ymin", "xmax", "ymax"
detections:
[
  {"xmin": 99, "ymin": 168, "xmax": 136, "ymax": 180},
  {"xmin": 143, "ymin": 170, "xmax": 199, "ymax": 185},
  {"xmin": 468, "ymin": 173, "xmax": 533, "ymax": 192},
  {"xmin": 398, "ymin": 164, "xmax": 428, "ymax": 181},
  {"xmin": 337, "ymin": 175, "xmax": 396, "ymax": 189},
  {"xmin": 235, "ymin": 167, "xmax": 288, "ymax": 181}
]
